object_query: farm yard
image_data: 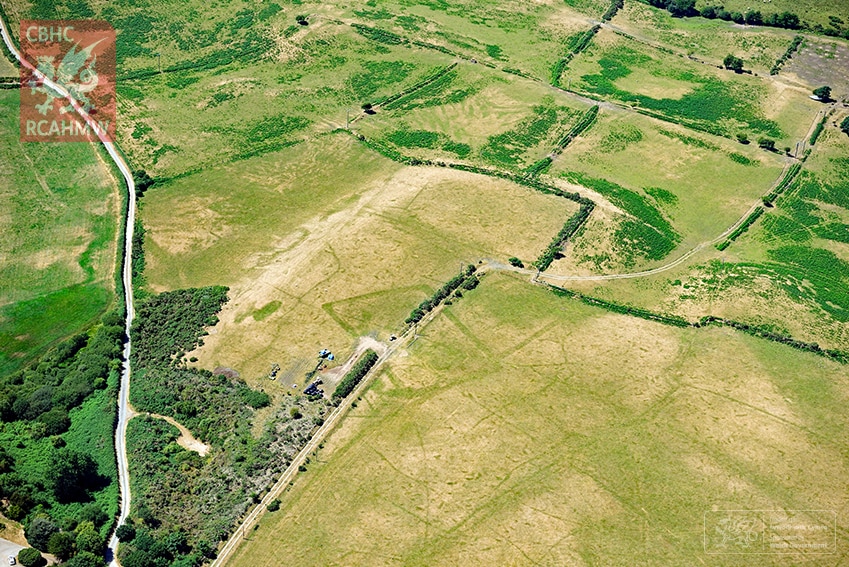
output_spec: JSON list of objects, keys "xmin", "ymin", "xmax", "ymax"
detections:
[{"xmin": 0, "ymin": 0, "xmax": 847, "ymax": 565}]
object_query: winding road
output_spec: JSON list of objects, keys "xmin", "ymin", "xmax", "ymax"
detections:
[{"xmin": 0, "ymin": 15, "xmax": 136, "ymax": 567}]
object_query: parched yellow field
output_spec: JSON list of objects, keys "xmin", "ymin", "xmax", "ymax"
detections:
[
  {"xmin": 142, "ymin": 135, "xmax": 578, "ymax": 383},
  {"xmin": 227, "ymin": 272, "xmax": 849, "ymax": 566}
]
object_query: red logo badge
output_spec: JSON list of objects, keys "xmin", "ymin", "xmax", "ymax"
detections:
[{"xmin": 20, "ymin": 20, "xmax": 116, "ymax": 142}]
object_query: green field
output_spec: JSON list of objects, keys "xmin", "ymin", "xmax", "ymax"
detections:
[
  {"xmin": 547, "ymin": 108, "xmax": 784, "ymax": 270},
  {"xmin": 0, "ymin": 89, "xmax": 120, "ymax": 376},
  {"xmin": 614, "ymin": 1, "xmax": 800, "ymax": 73},
  {"xmin": 228, "ymin": 272, "xmax": 849, "ymax": 566},
  {"xmin": 563, "ymin": 28, "xmax": 819, "ymax": 144}
]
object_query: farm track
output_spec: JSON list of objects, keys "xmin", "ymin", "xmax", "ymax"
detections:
[{"xmin": 0, "ymin": 14, "xmax": 136, "ymax": 567}]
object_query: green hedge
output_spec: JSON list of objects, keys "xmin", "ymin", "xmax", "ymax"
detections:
[
  {"xmin": 406, "ymin": 265, "xmax": 478, "ymax": 325},
  {"xmin": 332, "ymin": 350, "xmax": 379, "ymax": 399},
  {"xmin": 535, "ymin": 203, "xmax": 595, "ymax": 271},
  {"xmin": 716, "ymin": 207, "xmax": 764, "ymax": 249}
]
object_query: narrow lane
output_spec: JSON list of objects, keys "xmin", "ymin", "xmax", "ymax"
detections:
[{"xmin": 0, "ymin": 16, "xmax": 136, "ymax": 567}]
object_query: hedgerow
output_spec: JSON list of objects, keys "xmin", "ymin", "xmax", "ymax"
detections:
[
  {"xmin": 762, "ymin": 162, "xmax": 802, "ymax": 204},
  {"xmin": 550, "ymin": 25, "xmax": 601, "ymax": 86},
  {"xmin": 809, "ymin": 114, "xmax": 828, "ymax": 146},
  {"xmin": 551, "ymin": 105, "xmax": 599, "ymax": 155},
  {"xmin": 405, "ymin": 265, "xmax": 478, "ymax": 325},
  {"xmin": 770, "ymin": 35, "xmax": 803, "ymax": 75},
  {"xmin": 332, "ymin": 350, "xmax": 379, "ymax": 399},
  {"xmin": 535, "ymin": 202, "xmax": 595, "ymax": 270},
  {"xmin": 716, "ymin": 207, "xmax": 764, "ymax": 250}
]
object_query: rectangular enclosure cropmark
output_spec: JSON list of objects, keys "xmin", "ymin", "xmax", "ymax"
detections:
[{"xmin": 19, "ymin": 20, "xmax": 116, "ymax": 142}]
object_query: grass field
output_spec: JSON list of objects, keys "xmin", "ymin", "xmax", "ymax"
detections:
[
  {"xmin": 564, "ymin": 28, "xmax": 820, "ymax": 145},
  {"xmin": 227, "ymin": 272, "xmax": 849, "ymax": 566},
  {"xmin": 0, "ymin": 90, "xmax": 120, "ymax": 377},
  {"xmin": 693, "ymin": 0, "xmax": 849, "ymax": 29},
  {"xmin": 546, "ymin": 108, "xmax": 785, "ymax": 270},
  {"xmin": 141, "ymin": 134, "xmax": 579, "ymax": 383},
  {"xmin": 613, "ymin": 2, "xmax": 800, "ymax": 73}
]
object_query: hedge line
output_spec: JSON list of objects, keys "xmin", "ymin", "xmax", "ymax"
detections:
[
  {"xmin": 332, "ymin": 349, "xmax": 379, "ymax": 399},
  {"xmin": 770, "ymin": 35, "xmax": 803, "ymax": 75},
  {"xmin": 762, "ymin": 162, "xmax": 802, "ymax": 204},
  {"xmin": 406, "ymin": 265, "xmax": 478, "ymax": 325},
  {"xmin": 552, "ymin": 105, "xmax": 599, "ymax": 155},
  {"xmin": 698, "ymin": 316, "xmax": 849, "ymax": 363},
  {"xmin": 546, "ymin": 284, "xmax": 691, "ymax": 327},
  {"xmin": 551, "ymin": 25, "xmax": 601, "ymax": 86},
  {"xmin": 378, "ymin": 63, "xmax": 458, "ymax": 108},
  {"xmin": 716, "ymin": 207, "xmax": 764, "ymax": 250},
  {"xmin": 602, "ymin": 0, "xmax": 624, "ymax": 22},
  {"xmin": 809, "ymin": 114, "xmax": 827, "ymax": 146},
  {"xmin": 545, "ymin": 285, "xmax": 848, "ymax": 363},
  {"xmin": 535, "ymin": 202, "xmax": 595, "ymax": 271}
]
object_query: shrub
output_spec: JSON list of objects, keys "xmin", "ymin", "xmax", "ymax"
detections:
[
  {"xmin": 25, "ymin": 518, "xmax": 58, "ymax": 551},
  {"xmin": 267, "ymin": 499, "xmax": 281, "ymax": 512},
  {"xmin": 736, "ymin": 133, "xmax": 749, "ymax": 144},
  {"xmin": 841, "ymin": 116, "xmax": 849, "ymax": 136},
  {"xmin": 116, "ymin": 524, "xmax": 136, "ymax": 542},
  {"xmin": 758, "ymin": 137, "xmax": 776, "ymax": 151},
  {"xmin": 508, "ymin": 257, "xmax": 524, "ymax": 268},
  {"xmin": 723, "ymin": 54, "xmax": 744, "ymax": 72},
  {"xmin": 46, "ymin": 532, "xmax": 75, "ymax": 561},
  {"xmin": 17, "ymin": 548, "xmax": 44, "ymax": 567}
]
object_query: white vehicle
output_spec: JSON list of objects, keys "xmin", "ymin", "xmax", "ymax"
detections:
[{"xmin": 8, "ymin": 555, "xmax": 16, "ymax": 566}]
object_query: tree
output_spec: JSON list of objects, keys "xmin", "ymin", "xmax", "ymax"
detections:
[
  {"xmin": 116, "ymin": 524, "xmax": 137, "ymax": 542},
  {"xmin": 736, "ymin": 133, "xmax": 750, "ymax": 144},
  {"xmin": 813, "ymin": 86, "xmax": 831, "ymax": 101},
  {"xmin": 840, "ymin": 116, "xmax": 849, "ymax": 136},
  {"xmin": 47, "ymin": 448, "xmax": 100, "ymax": 502},
  {"xmin": 64, "ymin": 551, "xmax": 104, "ymax": 567},
  {"xmin": 25, "ymin": 517, "xmax": 58, "ymax": 551},
  {"xmin": 16, "ymin": 548, "xmax": 45, "ymax": 567},
  {"xmin": 47, "ymin": 531, "xmax": 75, "ymax": 561},
  {"xmin": 267, "ymin": 499, "xmax": 281, "ymax": 512},
  {"xmin": 75, "ymin": 522, "xmax": 104, "ymax": 555},
  {"xmin": 758, "ymin": 137, "xmax": 776, "ymax": 151},
  {"xmin": 744, "ymin": 9, "xmax": 763, "ymax": 25},
  {"xmin": 666, "ymin": 0, "xmax": 696, "ymax": 17},
  {"xmin": 723, "ymin": 54, "xmax": 744, "ymax": 72},
  {"xmin": 508, "ymin": 257, "xmax": 524, "ymax": 268}
]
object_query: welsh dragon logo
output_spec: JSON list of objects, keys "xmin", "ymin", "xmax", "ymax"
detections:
[{"xmin": 28, "ymin": 38, "xmax": 103, "ymax": 116}]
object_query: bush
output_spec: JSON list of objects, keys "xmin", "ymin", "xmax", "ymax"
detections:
[
  {"xmin": 25, "ymin": 518, "xmax": 58, "ymax": 551},
  {"xmin": 116, "ymin": 524, "xmax": 136, "ymax": 542},
  {"xmin": 508, "ymin": 257, "xmax": 524, "ymax": 268},
  {"xmin": 17, "ymin": 548, "xmax": 44, "ymax": 567},
  {"xmin": 47, "ymin": 531, "xmax": 75, "ymax": 561},
  {"xmin": 758, "ymin": 137, "xmax": 776, "ymax": 151},
  {"xmin": 736, "ymin": 133, "xmax": 749, "ymax": 144},
  {"xmin": 266, "ymin": 499, "xmax": 281, "ymax": 512},
  {"xmin": 841, "ymin": 116, "xmax": 849, "ymax": 136},
  {"xmin": 723, "ymin": 54, "xmax": 744, "ymax": 72}
]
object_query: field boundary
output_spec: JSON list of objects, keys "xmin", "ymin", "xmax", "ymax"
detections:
[{"xmin": 539, "ymin": 279, "xmax": 849, "ymax": 362}]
